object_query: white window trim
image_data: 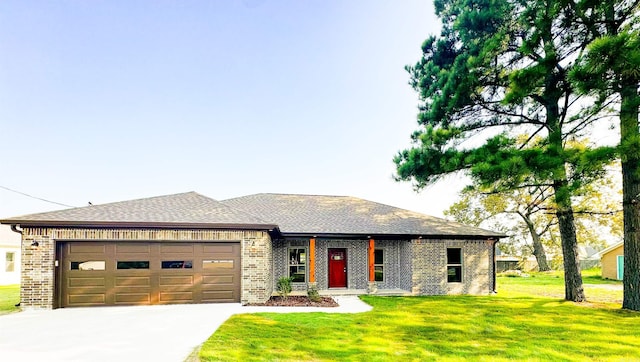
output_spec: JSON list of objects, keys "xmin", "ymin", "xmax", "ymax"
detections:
[
  {"xmin": 374, "ymin": 248, "xmax": 384, "ymax": 282},
  {"xmin": 288, "ymin": 247, "xmax": 307, "ymax": 283},
  {"xmin": 447, "ymin": 248, "xmax": 463, "ymax": 283}
]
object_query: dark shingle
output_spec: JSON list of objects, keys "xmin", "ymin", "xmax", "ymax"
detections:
[
  {"xmin": 222, "ymin": 193, "xmax": 503, "ymax": 238},
  {"xmin": 1, "ymin": 192, "xmax": 275, "ymax": 229}
]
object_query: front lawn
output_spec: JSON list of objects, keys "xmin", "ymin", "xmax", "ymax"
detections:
[
  {"xmin": 200, "ymin": 270, "xmax": 636, "ymax": 361},
  {"xmin": 0, "ymin": 285, "xmax": 20, "ymax": 315},
  {"xmin": 498, "ymin": 268, "xmax": 623, "ymax": 304}
]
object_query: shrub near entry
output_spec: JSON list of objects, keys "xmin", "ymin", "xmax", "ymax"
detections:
[
  {"xmin": 307, "ymin": 286, "xmax": 321, "ymax": 302},
  {"xmin": 276, "ymin": 276, "xmax": 293, "ymax": 300}
]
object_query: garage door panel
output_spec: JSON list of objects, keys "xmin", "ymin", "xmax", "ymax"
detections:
[
  {"xmin": 60, "ymin": 241, "xmax": 241, "ymax": 307},
  {"xmin": 69, "ymin": 244, "xmax": 106, "ymax": 253},
  {"xmin": 68, "ymin": 277, "xmax": 106, "ymax": 287},
  {"xmin": 202, "ymin": 275, "xmax": 235, "ymax": 285},
  {"xmin": 160, "ymin": 292, "xmax": 193, "ymax": 302},
  {"xmin": 115, "ymin": 276, "xmax": 151, "ymax": 287},
  {"xmin": 161, "ymin": 244, "xmax": 194, "ymax": 253},
  {"xmin": 69, "ymin": 293, "xmax": 106, "ymax": 305},
  {"xmin": 115, "ymin": 293, "xmax": 151, "ymax": 304},
  {"xmin": 115, "ymin": 244, "xmax": 150, "ymax": 253},
  {"xmin": 203, "ymin": 244, "xmax": 235, "ymax": 254},
  {"xmin": 160, "ymin": 275, "xmax": 194, "ymax": 286}
]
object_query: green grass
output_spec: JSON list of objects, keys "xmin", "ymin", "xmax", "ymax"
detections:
[
  {"xmin": 200, "ymin": 269, "xmax": 637, "ymax": 361},
  {"xmin": 498, "ymin": 268, "xmax": 623, "ymax": 305},
  {"xmin": 0, "ymin": 284, "xmax": 20, "ymax": 315}
]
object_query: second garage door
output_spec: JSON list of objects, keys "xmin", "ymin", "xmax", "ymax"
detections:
[{"xmin": 59, "ymin": 241, "xmax": 241, "ymax": 307}]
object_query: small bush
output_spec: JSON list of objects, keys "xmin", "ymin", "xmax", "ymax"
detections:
[
  {"xmin": 500, "ymin": 270, "xmax": 530, "ymax": 278},
  {"xmin": 277, "ymin": 277, "xmax": 294, "ymax": 300},
  {"xmin": 307, "ymin": 286, "xmax": 322, "ymax": 302}
]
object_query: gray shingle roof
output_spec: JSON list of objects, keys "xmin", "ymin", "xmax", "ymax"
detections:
[
  {"xmin": 0, "ymin": 192, "xmax": 275, "ymax": 229},
  {"xmin": 1, "ymin": 192, "xmax": 503, "ymax": 238},
  {"xmin": 222, "ymin": 193, "xmax": 503, "ymax": 238}
]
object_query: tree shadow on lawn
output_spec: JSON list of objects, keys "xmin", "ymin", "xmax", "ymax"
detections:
[
  {"xmin": 374, "ymin": 295, "xmax": 640, "ymax": 361},
  {"xmin": 200, "ymin": 295, "xmax": 640, "ymax": 361}
]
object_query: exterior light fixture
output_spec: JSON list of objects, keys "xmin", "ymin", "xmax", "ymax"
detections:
[{"xmin": 30, "ymin": 240, "xmax": 39, "ymax": 250}]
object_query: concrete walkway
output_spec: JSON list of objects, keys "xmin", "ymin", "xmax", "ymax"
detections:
[{"xmin": 0, "ymin": 296, "xmax": 372, "ymax": 362}]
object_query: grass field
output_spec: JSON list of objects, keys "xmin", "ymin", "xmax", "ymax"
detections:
[
  {"xmin": 0, "ymin": 284, "xmax": 20, "ymax": 315},
  {"xmin": 498, "ymin": 268, "xmax": 623, "ymax": 305},
  {"xmin": 199, "ymin": 269, "xmax": 636, "ymax": 361}
]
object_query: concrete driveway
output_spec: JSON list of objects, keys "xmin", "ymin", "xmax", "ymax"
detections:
[{"xmin": 0, "ymin": 297, "xmax": 371, "ymax": 362}]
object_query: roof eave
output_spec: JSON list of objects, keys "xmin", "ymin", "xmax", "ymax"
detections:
[
  {"xmin": 0, "ymin": 220, "xmax": 279, "ymax": 231},
  {"xmin": 279, "ymin": 232, "xmax": 504, "ymax": 240}
]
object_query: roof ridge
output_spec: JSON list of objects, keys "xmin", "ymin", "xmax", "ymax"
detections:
[
  {"xmin": 212, "ymin": 196, "xmax": 273, "ymax": 225},
  {"xmin": 225, "ymin": 192, "xmax": 355, "ymax": 199},
  {"xmin": 90, "ymin": 191, "xmax": 200, "ymax": 206}
]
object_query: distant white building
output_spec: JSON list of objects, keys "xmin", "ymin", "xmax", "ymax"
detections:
[{"xmin": 0, "ymin": 224, "xmax": 21, "ymax": 285}]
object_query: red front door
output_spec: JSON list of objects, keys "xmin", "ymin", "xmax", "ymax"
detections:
[{"xmin": 328, "ymin": 248, "xmax": 347, "ymax": 288}]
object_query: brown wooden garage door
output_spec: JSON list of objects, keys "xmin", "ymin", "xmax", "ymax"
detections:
[{"xmin": 58, "ymin": 241, "xmax": 241, "ymax": 307}]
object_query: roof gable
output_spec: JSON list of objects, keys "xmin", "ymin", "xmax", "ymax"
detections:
[
  {"xmin": 598, "ymin": 241, "xmax": 624, "ymax": 258},
  {"xmin": 1, "ymin": 192, "xmax": 275, "ymax": 229},
  {"xmin": 222, "ymin": 193, "xmax": 503, "ymax": 238}
]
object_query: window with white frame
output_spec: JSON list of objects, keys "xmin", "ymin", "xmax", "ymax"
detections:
[
  {"xmin": 374, "ymin": 249, "xmax": 384, "ymax": 282},
  {"xmin": 447, "ymin": 248, "xmax": 462, "ymax": 283},
  {"xmin": 288, "ymin": 248, "xmax": 306, "ymax": 282},
  {"xmin": 5, "ymin": 252, "xmax": 15, "ymax": 272}
]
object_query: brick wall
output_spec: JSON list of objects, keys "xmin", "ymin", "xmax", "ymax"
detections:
[
  {"xmin": 21, "ymin": 235, "xmax": 55, "ymax": 309},
  {"xmin": 411, "ymin": 239, "xmax": 493, "ymax": 295},
  {"xmin": 241, "ymin": 233, "xmax": 273, "ymax": 304},
  {"xmin": 272, "ymin": 239, "xmax": 309, "ymax": 292},
  {"xmin": 315, "ymin": 239, "xmax": 369, "ymax": 290},
  {"xmin": 373, "ymin": 239, "xmax": 410, "ymax": 290},
  {"xmin": 19, "ymin": 227, "xmax": 272, "ymax": 308},
  {"xmin": 271, "ymin": 238, "xmax": 416, "ymax": 293}
]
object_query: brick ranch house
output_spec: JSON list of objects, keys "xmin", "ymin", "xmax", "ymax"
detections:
[{"xmin": 0, "ymin": 192, "xmax": 503, "ymax": 309}]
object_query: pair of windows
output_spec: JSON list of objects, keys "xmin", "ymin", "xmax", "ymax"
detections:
[{"xmin": 287, "ymin": 248, "xmax": 386, "ymax": 282}]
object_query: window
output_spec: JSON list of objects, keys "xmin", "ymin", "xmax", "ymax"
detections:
[
  {"xmin": 374, "ymin": 249, "xmax": 384, "ymax": 282},
  {"xmin": 203, "ymin": 260, "xmax": 234, "ymax": 269},
  {"xmin": 162, "ymin": 260, "xmax": 193, "ymax": 269},
  {"xmin": 117, "ymin": 261, "xmax": 149, "ymax": 269},
  {"xmin": 447, "ymin": 248, "xmax": 462, "ymax": 283},
  {"xmin": 289, "ymin": 248, "xmax": 306, "ymax": 283},
  {"xmin": 5, "ymin": 252, "xmax": 15, "ymax": 272},
  {"xmin": 71, "ymin": 261, "xmax": 106, "ymax": 270}
]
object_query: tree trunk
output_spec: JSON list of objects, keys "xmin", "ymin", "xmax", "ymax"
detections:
[
  {"xmin": 545, "ymin": 88, "xmax": 585, "ymax": 302},
  {"xmin": 620, "ymin": 79, "xmax": 640, "ymax": 311},
  {"xmin": 531, "ymin": 231, "xmax": 551, "ymax": 272},
  {"xmin": 555, "ymin": 205, "xmax": 585, "ymax": 302},
  {"xmin": 522, "ymin": 214, "xmax": 551, "ymax": 271}
]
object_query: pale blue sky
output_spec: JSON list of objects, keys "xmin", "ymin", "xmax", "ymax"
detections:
[{"xmin": 0, "ymin": 0, "xmax": 467, "ymax": 218}]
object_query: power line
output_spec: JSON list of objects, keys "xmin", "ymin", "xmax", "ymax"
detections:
[{"xmin": 0, "ymin": 185, "xmax": 77, "ymax": 208}]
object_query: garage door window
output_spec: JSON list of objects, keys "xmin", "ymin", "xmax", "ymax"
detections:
[
  {"xmin": 203, "ymin": 260, "xmax": 234, "ymax": 269},
  {"xmin": 117, "ymin": 261, "xmax": 150, "ymax": 269},
  {"xmin": 162, "ymin": 260, "xmax": 193, "ymax": 269},
  {"xmin": 71, "ymin": 261, "xmax": 105, "ymax": 270}
]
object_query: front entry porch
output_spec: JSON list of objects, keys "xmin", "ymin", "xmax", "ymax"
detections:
[{"xmin": 272, "ymin": 238, "xmax": 413, "ymax": 295}]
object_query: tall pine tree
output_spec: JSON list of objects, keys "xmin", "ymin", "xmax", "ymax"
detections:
[
  {"xmin": 570, "ymin": 0, "xmax": 640, "ymax": 310},
  {"xmin": 395, "ymin": 0, "xmax": 616, "ymax": 301}
]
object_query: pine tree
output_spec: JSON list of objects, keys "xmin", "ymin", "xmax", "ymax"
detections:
[{"xmin": 395, "ymin": 0, "xmax": 616, "ymax": 301}]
